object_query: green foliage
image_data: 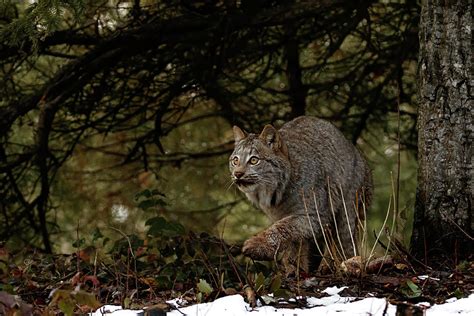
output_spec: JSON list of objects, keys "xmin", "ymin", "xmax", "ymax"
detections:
[
  {"xmin": 251, "ymin": 272, "xmax": 289, "ymax": 300},
  {"xmin": 49, "ymin": 288, "xmax": 101, "ymax": 315},
  {"xmin": 135, "ymin": 189, "xmax": 167, "ymax": 211},
  {"xmin": 453, "ymin": 288, "xmax": 464, "ymax": 300},
  {"xmin": 136, "ymin": 189, "xmax": 185, "ymax": 237},
  {"xmin": 146, "ymin": 217, "xmax": 185, "ymax": 237},
  {"xmin": 197, "ymin": 278, "xmax": 213, "ymax": 294},
  {"xmin": 400, "ymin": 279, "xmax": 422, "ymax": 298},
  {"xmin": 196, "ymin": 278, "xmax": 214, "ymax": 302},
  {"xmin": 456, "ymin": 261, "xmax": 470, "ymax": 272},
  {"xmin": 72, "ymin": 237, "xmax": 85, "ymax": 248},
  {"xmin": 1, "ymin": 0, "xmax": 85, "ymax": 48}
]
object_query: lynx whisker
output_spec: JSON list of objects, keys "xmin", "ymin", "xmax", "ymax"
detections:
[{"xmin": 226, "ymin": 179, "xmax": 237, "ymax": 192}]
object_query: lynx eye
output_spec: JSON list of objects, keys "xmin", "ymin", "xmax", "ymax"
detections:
[
  {"xmin": 248, "ymin": 156, "xmax": 260, "ymax": 165},
  {"xmin": 231, "ymin": 156, "xmax": 239, "ymax": 166}
]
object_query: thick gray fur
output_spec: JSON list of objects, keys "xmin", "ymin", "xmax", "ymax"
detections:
[{"xmin": 229, "ymin": 116, "xmax": 372, "ymax": 271}]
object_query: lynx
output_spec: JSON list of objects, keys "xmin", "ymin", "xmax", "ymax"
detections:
[{"xmin": 229, "ymin": 116, "xmax": 372, "ymax": 272}]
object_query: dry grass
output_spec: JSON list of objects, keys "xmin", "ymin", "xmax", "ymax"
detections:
[{"xmin": 302, "ymin": 174, "xmax": 399, "ymax": 276}]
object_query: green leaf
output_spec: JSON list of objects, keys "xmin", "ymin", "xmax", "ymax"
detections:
[
  {"xmin": 146, "ymin": 216, "xmax": 185, "ymax": 237},
  {"xmin": 135, "ymin": 189, "xmax": 165, "ymax": 202},
  {"xmin": 270, "ymin": 274, "xmax": 281, "ymax": 293},
  {"xmin": 453, "ymin": 288, "xmax": 464, "ymax": 299},
  {"xmin": 138, "ymin": 198, "xmax": 166, "ymax": 210},
  {"xmin": 51, "ymin": 290, "xmax": 74, "ymax": 316},
  {"xmin": 92, "ymin": 227, "xmax": 104, "ymax": 241},
  {"xmin": 273, "ymin": 288, "xmax": 291, "ymax": 299},
  {"xmin": 135, "ymin": 189, "xmax": 152, "ymax": 200},
  {"xmin": 400, "ymin": 280, "xmax": 422, "ymax": 298},
  {"xmin": 74, "ymin": 290, "xmax": 101, "ymax": 309},
  {"xmin": 0, "ymin": 283, "xmax": 14, "ymax": 294},
  {"xmin": 197, "ymin": 279, "xmax": 213, "ymax": 295},
  {"xmin": 164, "ymin": 254, "xmax": 177, "ymax": 264},
  {"xmin": 151, "ymin": 189, "xmax": 164, "ymax": 196},
  {"xmin": 58, "ymin": 298, "xmax": 74, "ymax": 316},
  {"xmin": 124, "ymin": 297, "xmax": 131, "ymax": 309},
  {"xmin": 155, "ymin": 276, "xmax": 172, "ymax": 290},
  {"xmin": 72, "ymin": 238, "xmax": 85, "ymax": 248},
  {"xmin": 456, "ymin": 261, "xmax": 469, "ymax": 271},
  {"xmin": 255, "ymin": 272, "xmax": 265, "ymax": 292}
]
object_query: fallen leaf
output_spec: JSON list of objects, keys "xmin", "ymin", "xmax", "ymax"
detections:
[
  {"xmin": 244, "ymin": 285, "xmax": 257, "ymax": 308},
  {"xmin": 197, "ymin": 279, "xmax": 213, "ymax": 296},
  {"xmin": 0, "ymin": 291, "xmax": 33, "ymax": 316}
]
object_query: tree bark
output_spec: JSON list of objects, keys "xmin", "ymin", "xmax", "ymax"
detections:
[{"xmin": 410, "ymin": 0, "xmax": 473, "ymax": 266}]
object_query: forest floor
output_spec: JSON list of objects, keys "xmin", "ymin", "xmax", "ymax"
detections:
[{"xmin": 0, "ymin": 235, "xmax": 472, "ymax": 315}]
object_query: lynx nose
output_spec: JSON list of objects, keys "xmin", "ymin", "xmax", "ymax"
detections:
[{"xmin": 234, "ymin": 171, "xmax": 244, "ymax": 179}]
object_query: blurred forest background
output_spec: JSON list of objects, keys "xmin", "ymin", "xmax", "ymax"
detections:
[{"xmin": 0, "ymin": 0, "xmax": 419, "ymax": 254}]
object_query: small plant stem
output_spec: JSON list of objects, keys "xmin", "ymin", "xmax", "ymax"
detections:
[
  {"xmin": 339, "ymin": 184, "xmax": 357, "ymax": 257},
  {"xmin": 296, "ymin": 239, "xmax": 302, "ymax": 296},
  {"xmin": 396, "ymin": 81, "xmax": 401, "ymax": 221},
  {"xmin": 354, "ymin": 193, "xmax": 367, "ymax": 258},
  {"xmin": 312, "ymin": 190, "xmax": 336, "ymax": 264},
  {"xmin": 302, "ymin": 190, "xmax": 332, "ymax": 271},
  {"xmin": 93, "ymin": 250, "xmax": 98, "ymax": 280},
  {"xmin": 197, "ymin": 247, "xmax": 220, "ymax": 290},
  {"xmin": 109, "ymin": 226, "xmax": 138, "ymax": 300},
  {"xmin": 359, "ymin": 192, "xmax": 368, "ymax": 261},
  {"xmin": 327, "ymin": 178, "xmax": 347, "ymax": 261},
  {"xmin": 76, "ymin": 221, "xmax": 80, "ymax": 274},
  {"xmin": 366, "ymin": 190, "xmax": 392, "ymax": 271},
  {"xmin": 377, "ymin": 172, "xmax": 398, "ymax": 274},
  {"xmin": 220, "ymin": 239, "xmax": 245, "ymax": 287}
]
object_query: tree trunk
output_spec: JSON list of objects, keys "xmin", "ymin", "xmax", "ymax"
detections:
[
  {"xmin": 285, "ymin": 25, "xmax": 307, "ymax": 119},
  {"xmin": 410, "ymin": 0, "xmax": 473, "ymax": 266}
]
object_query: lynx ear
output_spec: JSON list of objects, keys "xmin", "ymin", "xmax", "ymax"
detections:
[
  {"xmin": 259, "ymin": 125, "xmax": 281, "ymax": 150},
  {"xmin": 233, "ymin": 126, "xmax": 247, "ymax": 143}
]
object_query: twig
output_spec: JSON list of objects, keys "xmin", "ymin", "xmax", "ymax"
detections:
[
  {"xmin": 339, "ymin": 184, "xmax": 357, "ymax": 257},
  {"xmin": 109, "ymin": 226, "xmax": 139, "ymax": 300},
  {"xmin": 365, "ymin": 191, "xmax": 391, "ymax": 271},
  {"xmin": 395, "ymin": 81, "xmax": 401, "ymax": 224},
  {"xmin": 76, "ymin": 221, "xmax": 80, "ymax": 274},
  {"xmin": 312, "ymin": 190, "xmax": 336, "ymax": 266},
  {"xmin": 377, "ymin": 172, "xmax": 398, "ymax": 275},
  {"xmin": 302, "ymin": 190, "xmax": 333, "ymax": 272},
  {"xmin": 219, "ymin": 239, "xmax": 245, "ymax": 287},
  {"xmin": 296, "ymin": 239, "xmax": 302, "ymax": 296},
  {"xmin": 446, "ymin": 217, "xmax": 474, "ymax": 241},
  {"xmin": 327, "ymin": 177, "xmax": 347, "ymax": 261}
]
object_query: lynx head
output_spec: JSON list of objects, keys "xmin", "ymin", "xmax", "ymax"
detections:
[{"xmin": 229, "ymin": 124, "xmax": 290, "ymax": 195}]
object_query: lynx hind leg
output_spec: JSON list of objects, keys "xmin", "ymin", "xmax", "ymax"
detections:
[
  {"xmin": 281, "ymin": 239, "xmax": 310, "ymax": 276},
  {"xmin": 308, "ymin": 236, "xmax": 326, "ymax": 271},
  {"xmin": 340, "ymin": 208, "xmax": 359, "ymax": 259}
]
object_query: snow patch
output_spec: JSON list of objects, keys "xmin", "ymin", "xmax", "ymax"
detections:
[{"xmin": 89, "ymin": 289, "xmax": 474, "ymax": 316}]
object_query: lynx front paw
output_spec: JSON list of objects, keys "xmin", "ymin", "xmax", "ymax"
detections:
[{"xmin": 242, "ymin": 235, "xmax": 276, "ymax": 261}]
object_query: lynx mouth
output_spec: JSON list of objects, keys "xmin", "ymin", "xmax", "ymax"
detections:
[{"xmin": 235, "ymin": 179, "xmax": 255, "ymax": 187}]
